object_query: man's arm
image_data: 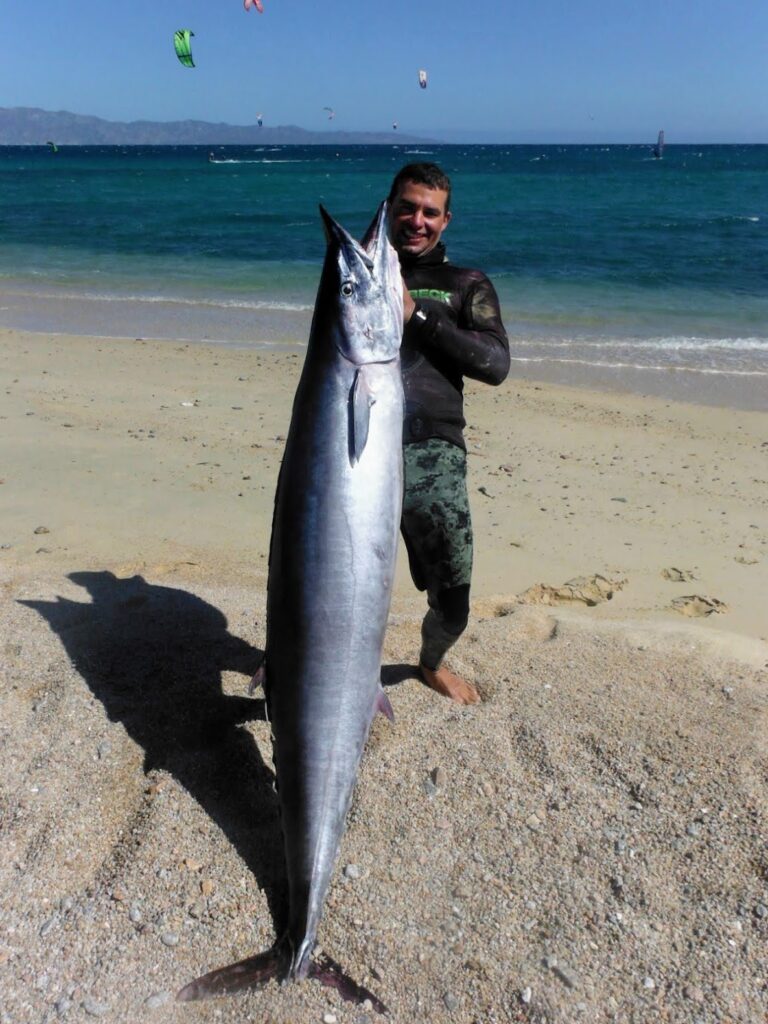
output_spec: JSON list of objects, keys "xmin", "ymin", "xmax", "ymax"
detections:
[{"xmin": 404, "ymin": 274, "xmax": 510, "ymax": 385}]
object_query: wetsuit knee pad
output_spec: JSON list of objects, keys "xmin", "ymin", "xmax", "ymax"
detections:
[{"xmin": 434, "ymin": 584, "xmax": 470, "ymax": 635}]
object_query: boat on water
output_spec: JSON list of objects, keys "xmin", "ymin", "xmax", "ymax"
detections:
[{"xmin": 652, "ymin": 129, "xmax": 665, "ymax": 159}]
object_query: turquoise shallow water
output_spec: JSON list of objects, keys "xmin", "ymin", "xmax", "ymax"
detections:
[{"xmin": 1, "ymin": 143, "xmax": 766, "ymax": 406}]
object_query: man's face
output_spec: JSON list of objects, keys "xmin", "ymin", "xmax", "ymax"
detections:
[{"xmin": 389, "ymin": 181, "xmax": 452, "ymax": 258}]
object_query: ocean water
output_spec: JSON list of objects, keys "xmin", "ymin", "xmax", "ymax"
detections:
[{"xmin": 1, "ymin": 143, "xmax": 766, "ymax": 407}]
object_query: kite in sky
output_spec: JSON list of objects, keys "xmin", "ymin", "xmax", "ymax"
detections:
[
  {"xmin": 418, "ymin": 69, "xmax": 428, "ymax": 89},
  {"xmin": 323, "ymin": 107, "xmax": 336, "ymax": 120},
  {"xmin": 174, "ymin": 30, "xmax": 195, "ymax": 68},
  {"xmin": 244, "ymin": 0, "xmax": 265, "ymax": 12}
]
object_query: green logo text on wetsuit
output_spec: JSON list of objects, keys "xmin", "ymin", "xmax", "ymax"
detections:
[{"xmin": 409, "ymin": 288, "xmax": 452, "ymax": 304}]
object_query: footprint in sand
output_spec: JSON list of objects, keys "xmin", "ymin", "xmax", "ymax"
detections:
[
  {"xmin": 734, "ymin": 550, "xmax": 761, "ymax": 565},
  {"xmin": 671, "ymin": 595, "xmax": 728, "ymax": 617},
  {"xmin": 515, "ymin": 574, "xmax": 625, "ymax": 608},
  {"xmin": 661, "ymin": 567, "xmax": 696, "ymax": 582},
  {"xmin": 474, "ymin": 600, "xmax": 558, "ymax": 640}
]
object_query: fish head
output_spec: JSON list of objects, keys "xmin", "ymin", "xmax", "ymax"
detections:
[{"xmin": 318, "ymin": 203, "xmax": 403, "ymax": 365}]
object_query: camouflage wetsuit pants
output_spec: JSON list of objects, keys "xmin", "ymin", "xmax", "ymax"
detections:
[{"xmin": 401, "ymin": 438, "xmax": 473, "ymax": 670}]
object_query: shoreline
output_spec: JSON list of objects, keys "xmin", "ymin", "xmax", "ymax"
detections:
[
  {"xmin": 1, "ymin": 315, "xmax": 766, "ymax": 412},
  {"xmin": 505, "ymin": 354, "xmax": 768, "ymax": 413}
]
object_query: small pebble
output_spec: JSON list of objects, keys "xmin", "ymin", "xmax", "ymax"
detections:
[
  {"xmin": 34, "ymin": 526, "xmax": 50, "ymax": 534},
  {"xmin": 129, "ymin": 905, "xmax": 142, "ymax": 924},
  {"xmin": 344, "ymin": 863, "xmax": 362, "ymax": 880},
  {"xmin": 55, "ymin": 997, "xmax": 72, "ymax": 1016},
  {"xmin": 443, "ymin": 992, "xmax": 459, "ymax": 1010},
  {"xmin": 643, "ymin": 977, "xmax": 656, "ymax": 990},
  {"xmin": 521, "ymin": 986, "xmax": 532, "ymax": 1004},
  {"xmin": 323, "ymin": 1014, "xmax": 337, "ymax": 1024},
  {"xmin": 683, "ymin": 985, "xmax": 705, "ymax": 1003},
  {"xmin": 82, "ymin": 997, "xmax": 109, "ymax": 1017},
  {"xmin": 160, "ymin": 931, "xmax": 179, "ymax": 947},
  {"xmin": 553, "ymin": 964, "xmax": 578, "ymax": 989},
  {"xmin": 754, "ymin": 903, "xmax": 767, "ymax": 918},
  {"xmin": 145, "ymin": 991, "xmax": 172, "ymax": 1009}
]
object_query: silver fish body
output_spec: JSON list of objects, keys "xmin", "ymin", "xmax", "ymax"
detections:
[
  {"xmin": 178, "ymin": 202, "xmax": 403, "ymax": 1012},
  {"xmin": 268, "ymin": 201, "xmax": 403, "ymax": 977}
]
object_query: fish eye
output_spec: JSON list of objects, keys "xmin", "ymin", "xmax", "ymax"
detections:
[{"xmin": 341, "ymin": 281, "xmax": 355, "ymax": 297}]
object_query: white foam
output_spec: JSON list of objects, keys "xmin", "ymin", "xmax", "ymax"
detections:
[
  {"xmin": 3, "ymin": 289, "xmax": 313, "ymax": 313},
  {"xmin": 210, "ymin": 158, "xmax": 303, "ymax": 164},
  {"xmin": 511, "ymin": 336, "xmax": 768, "ymax": 353},
  {"xmin": 508, "ymin": 355, "xmax": 768, "ymax": 378}
]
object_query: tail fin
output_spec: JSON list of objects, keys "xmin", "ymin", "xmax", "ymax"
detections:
[
  {"xmin": 176, "ymin": 942, "xmax": 289, "ymax": 1002},
  {"xmin": 309, "ymin": 951, "xmax": 388, "ymax": 1015},
  {"xmin": 176, "ymin": 943, "xmax": 387, "ymax": 1014}
]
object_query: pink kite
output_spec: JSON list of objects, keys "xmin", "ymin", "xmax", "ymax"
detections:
[{"xmin": 244, "ymin": 0, "xmax": 264, "ymax": 12}]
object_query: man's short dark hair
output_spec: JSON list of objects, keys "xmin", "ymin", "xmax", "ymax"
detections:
[{"xmin": 388, "ymin": 162, "xmax": 452, "ymax": 213}]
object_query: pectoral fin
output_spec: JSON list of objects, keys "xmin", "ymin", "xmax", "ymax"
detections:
[
  {"xmin": 350, "ymin": 368, "xmax": 376, "ymax": 466},
  {"xmin": 376, "ymin": 688, "xmax": 395, "ymax": 723}
]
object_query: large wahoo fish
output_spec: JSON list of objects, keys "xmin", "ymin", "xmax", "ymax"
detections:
[{"xmin": 177, "ymin": 203, "xmax": 404, "ymax": 1013}]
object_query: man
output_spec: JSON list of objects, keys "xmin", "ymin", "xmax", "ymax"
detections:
[{"xmin": 388, "ymin": 162, "xmax": 510, "ymax": 705}]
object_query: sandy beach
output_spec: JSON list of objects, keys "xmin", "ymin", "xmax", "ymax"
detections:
[{"xmin": 2, "ymin": 328, "xmax": 767, "ymax": 1023}]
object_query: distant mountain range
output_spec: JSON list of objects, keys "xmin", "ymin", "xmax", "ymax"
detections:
[{"xmin": 0, "ymin": 107, "xmax": 432, "ymax": 146}]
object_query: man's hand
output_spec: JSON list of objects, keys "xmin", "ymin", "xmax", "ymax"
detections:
[{"xmin": 402, "ymin": 277, "xmax": 415, "ymax": 324}]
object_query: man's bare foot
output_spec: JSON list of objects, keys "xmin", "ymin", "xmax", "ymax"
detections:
[{"xmin": 419, "ymin": 663, "xmax": 481, "ymax": 705}]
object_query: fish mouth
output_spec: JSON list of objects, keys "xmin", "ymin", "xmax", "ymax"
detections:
[
  {"xmin": 320, "ymin": 202, "xmax": 398, "ymax": 290},
  {"xmin": 319, "ymin": 205, "xmax": 375, "ymax": 273}
]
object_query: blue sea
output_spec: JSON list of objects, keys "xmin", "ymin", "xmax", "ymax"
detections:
[{"xmin": 1, "ymin": 144, "xmax": 766, "ymax": 408}]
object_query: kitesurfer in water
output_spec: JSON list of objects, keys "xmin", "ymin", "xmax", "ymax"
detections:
[{"xmin": 387, "ymin": 162, "xmax": 509, "ymax": 705}]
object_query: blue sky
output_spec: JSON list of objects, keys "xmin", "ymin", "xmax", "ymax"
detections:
[{"xmin": 1, "ymin": 0, "xmax": 766, "ymax": 142}]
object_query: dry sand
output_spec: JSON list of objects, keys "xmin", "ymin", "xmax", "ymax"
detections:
[{"xmin": 1, "ymin": 329, "xmax": 767, "ymax": 1024}]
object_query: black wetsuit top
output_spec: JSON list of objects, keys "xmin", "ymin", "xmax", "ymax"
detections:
[{"xmin": 400, "ymin": 242, "xmax": 510, "ymax": 451}]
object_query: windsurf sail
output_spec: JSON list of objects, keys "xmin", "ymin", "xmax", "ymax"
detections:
[
  {"xmin": 174, "ymin": 29, "xmax": 195, "ymax": 68},
  {"xmin": 652, "ymin": 129, "xmax": 665, "ymax": 159}
]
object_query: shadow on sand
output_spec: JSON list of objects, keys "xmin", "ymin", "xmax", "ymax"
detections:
[{"xmin": 20, "ymin": 570, "xmax": 288, "ymax": 929}]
